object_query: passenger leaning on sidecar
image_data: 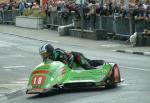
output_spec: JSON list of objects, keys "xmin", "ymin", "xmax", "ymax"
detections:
[{"xmin": 39, "ymin": 43, "xmax": 93, "ymax": 70}]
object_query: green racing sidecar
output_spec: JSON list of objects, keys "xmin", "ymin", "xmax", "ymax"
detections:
[{"xmin": 26, "ymin": 59, "xmax": 121, "ymax": 94}]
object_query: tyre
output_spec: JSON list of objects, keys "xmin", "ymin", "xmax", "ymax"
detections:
[{"xmin": 105, "ymin": 64, "xmax": 121, "ymax": 88}]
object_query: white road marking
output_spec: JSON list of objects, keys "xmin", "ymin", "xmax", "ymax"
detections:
[
  {"xmin": 47, "ymin": 40, "xmax": 59, "ymax": 43},
  {"xmin": 3, "ymin": 66, "xmax": 25, "ymax": 69},
  {"xmin": 11, "ymin": 81, "xmax": 27, "ymax": 84},
  {"xmin": 0, "ymin": 54, "xmax": 24, "ymax": 59},
  {"xmin": 118, "ymin": 83, "xmax": 128, "ymax": 87},
  {"xmin": 4, "ymin": 69, "xmax": 12, "ymax": 72},
  {"xmin": 120, "ymin": 65, "xmax": 150, "ymax": 72},
  {"xmin": 18, "ymin": 78, "xmax": 28, "ymax": 81},
  {"xmin": 101, "ymin": 44, "xmax": 121, "ymax": 47}
]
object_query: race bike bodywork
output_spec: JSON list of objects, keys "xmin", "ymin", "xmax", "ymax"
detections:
[{"xmin": 26, "ymin": 60, "xmax": 121, "ymax": 94}]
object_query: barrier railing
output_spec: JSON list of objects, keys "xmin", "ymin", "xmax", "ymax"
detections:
[
  {"xmin": 0, "ymin": 10, "xmax": 21, "ymax": 24},
  {"xmin": 134, "ymin": 20, "xmax": 146, "ymax": 32},
  {"xmin": 116, "ymin": 18, "xmax": 131, "ymax": 35},
  {"xmin": 101, "ymin": 16, "xmax": 114, "ymax": 33},
  {"xmin": 0, "ymin": 10, "xmax": 3, "ymax": 23},
  {"xmin": 46, "ymin": 11, "xmax": 74, "ymax": 28},
  {"xmin": 0, "ymin": 10, "xmax": 150, "ymax": 39},
  {"xmin": 43, "ymin": 11, "xmax": 150, "ymax": 38}
]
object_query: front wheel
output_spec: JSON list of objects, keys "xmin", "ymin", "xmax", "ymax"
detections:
[{"xmin": 105, "ymin": 64, "xmax": 121, "ymax": 88}]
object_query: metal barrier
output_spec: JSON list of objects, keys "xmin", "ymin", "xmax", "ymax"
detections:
[
  {"xmin": 47, "ymin": 11, "xmax": 62, "ymax": 28},
  {"xmin": 81, "ymin": 16, "xmax": 148, "ymax": 38},
  {"xmin": 19, "ymin": 10, "xmax": 148, "ymax": 38},
  {"xmin": 116, "ymin": 18, "xmax": 130, "ymax": 35},
  {"xmin": 145, "ymin": 20, "xmax": 150, "ymax": 29},
  {"xmin": 101, "ymin": 16, "xmax": 114, "ymax": 33},
  {"xmin": 95, "ymin": 16, "xmax": 101, "ymax": 29},
  {"xmin": 47, "ymin": 12, "xmax": 62, "ymax": 28},
  {"xmin": 134, "ymin": 20, "xmax": 146, "ymax": 32},
  {"xmin": 0, "ymin": 9, "xmax": 149, "ymax": 39},
  {"xmin": 46, "ymin": 11, "xmax": 74, "ymax": 28},
  {"xmin": 1, "ymin": 10, "xmax": 21, "ymax": 24},
  {"xmin": 66, "ymin": 12, "xmax": 74, "ymax": 25},
  {"xmin": 3, "ymin": 10, "xmax": 13, "ymax": 23},
  {"xmin": 0, "ymin": 10, "xmax": 3, "ymax": 23}
]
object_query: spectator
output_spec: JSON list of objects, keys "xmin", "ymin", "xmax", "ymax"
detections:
[
  {"xmin": 65, "ymin": 0, "xmax": 76, "ymax": 12},
  {"xmin": 133, "ymin": 5, "xmax": 139, "ymax": 18},
  {"xmin": 11, "ymin": 2, "xmax": 19, "ymax": 11},
  {"xmin": 120, "ymin": 6, "xmax": 128, "ymax": 18},
  {"xmin": 146, "ymin": 5, "xmax": 150, "ymax": 19},
  {"xmin": 99, "ymin": 4, "xmax": 104, "ymax": 16},
  {"xmin": 32, "ymin": 2, "xmax": 40, "ymax": 9},
  {"xmin": 0, "ymin": 4, "xmax": 3, "ymax": 11},
  {"xmin": 137, "ymin": 3, "xmax": 145, "ymax": 19},
  {"xmin": 61, "ymin": 5, "xmax": 69, "ymax": 24},
  {"xmin": 103, "ymin": 4, "xmax": 110, "ymax": 16},
  {"xmin": 108, "ymin": 0, "xmax": 113, "ymax": 15},
  {"xmin": 46, "ymin": 0, "xmax": 54, "ymax": 16},
  {"xmin": 18, "ymin": 1, "xmax": 25, "ymax": 15},
  {"xmin": 57, "ymin": 0, "xmax": 65, "ymax": 12},
  {"xmin": 132, "ymin": 2, "xmax": 146, "ymax": 20},
  {"xmin": 44, "ymin": 1, "xmax": 49, "ymax": 15},
  {"xmin": 88, "ymin": 1, "xmax": 97, "ymax": 30},
  {"xmin": 114, "ymin": 4, "xmax": 121, "ymax": 17}
]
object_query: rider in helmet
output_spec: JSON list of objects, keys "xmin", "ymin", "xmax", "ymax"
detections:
[
  {"xmin": 39, "ymin": 43, "xmax": 92, "ymax": 69},
  {"xmin": 39, "ymin": 44, "xmax": 69, "ymax": 64}
]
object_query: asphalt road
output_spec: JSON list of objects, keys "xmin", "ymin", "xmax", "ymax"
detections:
[{"xmin": 0, "ymin": 32, "xmax": 150, "ymax": 103}]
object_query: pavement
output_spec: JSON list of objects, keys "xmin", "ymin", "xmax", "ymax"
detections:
[{"xmin": 0, "ymin": 24, "xmax": 150, "ymax": 101}]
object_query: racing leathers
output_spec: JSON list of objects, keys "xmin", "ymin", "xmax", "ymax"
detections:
[{"xmin": 45, "ymin": 48, "xmax": 92, "ymax": 70}]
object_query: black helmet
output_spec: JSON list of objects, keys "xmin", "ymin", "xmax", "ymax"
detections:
[{"xmin": 39, "ymin": 44, "xmax": 54, "ymax": 58}]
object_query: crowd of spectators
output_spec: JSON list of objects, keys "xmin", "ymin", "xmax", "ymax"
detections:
[
  {"xmin": 1, "ymin": 0, "xmax": 150, "ymax": 20},
  {"xmin": 132, "ymin": 0, "xmax": 150, "ymax": 20},
  {"xmin": 1, "ymin": 0, "xmax": 150, "ymax": 29},
  {"xmin": 43, "ymin": 0, "xmax": 150, "ymax": 20},
  {"xmin": 0, "ymin": 1, "xmax": 40, "ymax": 15},
  {"xmin": 41, "ymin": 0, "xmax": 150, "ymax": 29}
]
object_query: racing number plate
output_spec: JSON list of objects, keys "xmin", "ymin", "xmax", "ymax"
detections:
[{"xmin": 32, "ymin": 75, "xmax": 46, "ymax": 86}]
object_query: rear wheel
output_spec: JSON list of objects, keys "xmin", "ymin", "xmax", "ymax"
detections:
[{"xmin": 105, "ymin": 64, "xmax": 121, "ymax": 88}]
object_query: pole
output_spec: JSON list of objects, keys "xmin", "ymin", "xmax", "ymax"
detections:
[
  {"xmin": 124, "ymin": 0, "xmax": 132, "ymax": 35},
  {"xmin": 99, "ymin": 0, "xmax": 103, "ymax": 29},
  {"xmin": 80, "ymin": 0, "xmax": 84, "ymax": 31}
]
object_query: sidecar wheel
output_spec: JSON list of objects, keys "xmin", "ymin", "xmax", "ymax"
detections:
[{"xmin": 105, "ymin": 64, "xmax": 121, "ymax": 88}]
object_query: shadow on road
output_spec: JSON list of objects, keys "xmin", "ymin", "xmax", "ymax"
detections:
[{"xmin": 27, "ymin": 86, "xmax": 122, "ymax": 99}]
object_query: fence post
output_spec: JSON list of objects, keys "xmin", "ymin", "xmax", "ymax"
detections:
[
  {"xmin": 134, "ymin": 20, "xmax": 137, "ymax": 32},
  {"xmin": 51, "ymin": 12, "xmax": 54, "ymax": 25},
  {"xmin": 99, "ymin": 16, "xmax": 102, "ymax": 29},
  {"xmin": 99, "ymin": 0, "xmax": 103, "ymax": 29},
  {"xmin": 113, "ymin": 16, "xmax": 117, "ymax": 34},
  {"xmin": 80, "ymin": 0, "xmax": 84, "ymax": 31},
  {"xmin": 129, "ymin": 17, "xmax": 133, "ymax": 35},
  {"xmin": 0, "ymin": 10, "xmax": 3, "ymax": 23}
]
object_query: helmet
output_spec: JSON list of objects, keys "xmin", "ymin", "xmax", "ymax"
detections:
[{"xmin": 39, "ymin": 44, "xmax": 54, "ymax": 59}]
